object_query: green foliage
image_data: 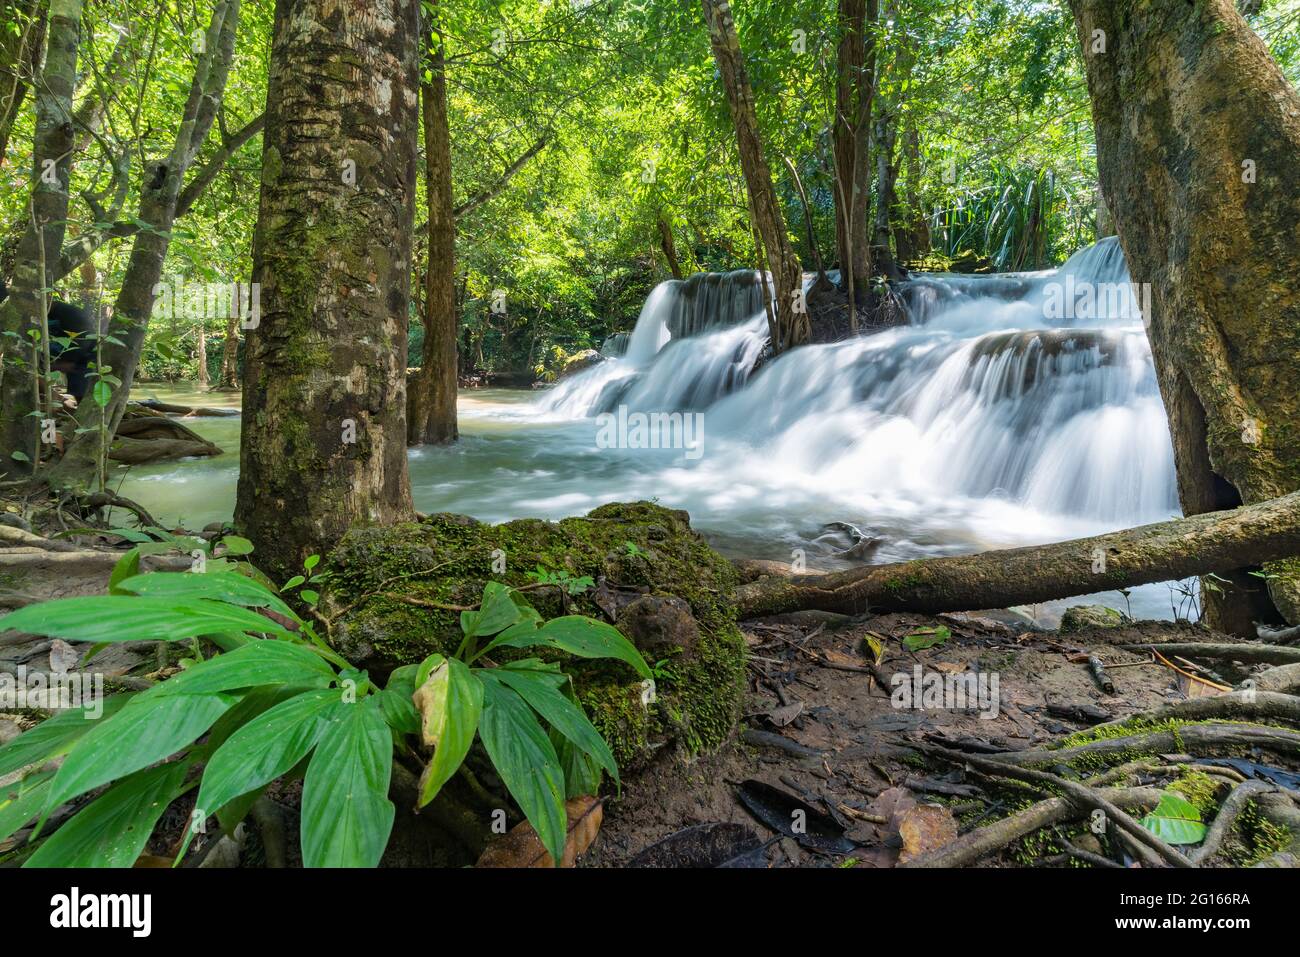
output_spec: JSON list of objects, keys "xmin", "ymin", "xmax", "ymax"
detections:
[
  {"xmin": 1140, "ymin": 792, "xmax": 1208, "ymax": 846},
  {"xmin": 0, "ymin": 545, "xmax": 642, "ymax": 868},
  {"xmin": 412, "ymin": 580, "xmax": 649, "ymax": 864}
]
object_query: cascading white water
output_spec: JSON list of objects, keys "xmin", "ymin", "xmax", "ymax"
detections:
[
  {"xmin": 117, "ymin": 237, "xmax": 1187, "ymax": 620},
  {"xmin": 537, "ymin": 236, "xmax": 1177, "ymax": 529}
]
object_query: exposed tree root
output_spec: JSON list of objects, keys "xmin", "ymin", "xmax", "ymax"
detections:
[
  {"xmin": 1192, "ymin": 780, "xmax": 1278, "ymax": 865},
  {"xmin": 900, "ymin": 786, "xmax": 1164, "ymax": 868},
  {"xmin": 1084, "ymin": 691, "xmax": 1300, "ymax": 735},
  {"xmin": 1116, "ymin": 642, "xmax": 1300, "ymax": 666},
  {"xmin": 1253, "ymin": 663, "xmax": 1300, "ymax": 694},
  {"xmin": 995, "ymin": 723, "xmax": 1300, "ymax": 769}
]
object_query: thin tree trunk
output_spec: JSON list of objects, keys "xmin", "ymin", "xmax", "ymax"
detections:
[
  {"xmin": 737, "ymin": 489, "xmax": 1300, "ymax": 619},
  {"xmin": 1069, "ymin": 0, "xmax": 1300, "ymax": 633},
  {"xmin": 218, "ymin": 313, "xmax": 239, "ymax": 389},
  {"xmin": 0, "ymin": 0, "xmax": 81, "ymax": 473},
  {"xmin": 0, "ymin": 0, "xmax": 47, "ymax": 163},
  {"xmin": 196, "ymin": 328, "xmax": 208, "ymax": 389},
  {"xmin": 832, "ymin": 0, "xmax": 876, "ymax": 308},
  {"xmin": 47, "ymin": 0, "xmax": 240, "ymax": 486},
  {"xmin": 701, "ymin": 0, "xmax": 805, "ymax": 353},
  {"xmin": 236, "ymin": 0, "xmax": 418, "ymax": 576},
  {"xmin": 407, "ymin": 6, "xmax": 458, "ymax": 447},
  {"xmin": 657, "ymin": 213, "xmax": 683, "ymax": 280}
]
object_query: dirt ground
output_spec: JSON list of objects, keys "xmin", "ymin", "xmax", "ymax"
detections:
[{"xmin": 584, "ymin": 611, "xmax": 1277, "ymax": 868}]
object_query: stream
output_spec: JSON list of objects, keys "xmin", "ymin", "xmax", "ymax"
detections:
[{"xmin": 117, "ymin": 238, "xmax": 1194, "ymax": 623}]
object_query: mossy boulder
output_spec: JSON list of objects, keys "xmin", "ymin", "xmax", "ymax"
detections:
[
  {"xmin": 1059, "ymin": 604, "xmax": 1126, "ymax": 633},
  {"xmin": 320, "ymin": 502, "xmax": 747, "ymax": 771}
]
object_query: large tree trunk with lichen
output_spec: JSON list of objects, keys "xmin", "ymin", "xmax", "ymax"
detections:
[
  {"xmin": 736, "ymin": 489, "xmax": 1300, "ymax": 619},
  {"xmin": 0, "ymin": 0, "xmax": 81, "ymax": 473},
  {"xmin": 701, "ymin": 0, "xmax": 806, "ymax": 353},
  {"xmin": 47, "ymin": 0, "xmax": 241, "ymax": 487},
  {"xmin": 235, "ymin": 0, "xmax": 417, "ymax": 577},
  {"xmin": 218, "ymin": 313, "xmax": 239, "ymax": 389},
  {"xmin": 832, "ymin": 0, "xmax": 876, "ymax": 308},
  {"xmin": 407, "ymin": 12, "xmax": 458, "ymax": 448},
  {"xmin": 1068, "ymin": 0, "xmax": 1300, "ymax": 634}
]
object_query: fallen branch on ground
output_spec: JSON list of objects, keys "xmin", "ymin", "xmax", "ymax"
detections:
[{"xmin": 736, "ymin": 489, "xmax": 1300, "ymax": 618}]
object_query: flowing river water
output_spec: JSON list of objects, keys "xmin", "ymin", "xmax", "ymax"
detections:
[{"xmin": 118, "ymin": 238, "xmax": 1192, "ymax": 623}]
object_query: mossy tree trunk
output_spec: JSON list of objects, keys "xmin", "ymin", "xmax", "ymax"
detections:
[
  {"xmin": 236, "ymin": 0, "xmax": 418, "ymax": 577},
  {"xmin": 407, "ymin": 5, "xmax": 458, "ymax": 447},
  {"xmin": 0, "ymin": 0, "xmax": 81, "ymax": 473},
  {"xmin": 701, "ymin": 0, "xmax": 806, "ymax": 353},
  {"xmin": 48, "ymin": 0, "xmax": 240, "ymax": 486},
  {"xmin": 1068, "ymin": 0, "xmax": 1300, "ymax": 633}
]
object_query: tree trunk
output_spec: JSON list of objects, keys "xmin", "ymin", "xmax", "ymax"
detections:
[
  {"xmin": 701, "ymin": 0, "xmax": 806, "ymax": 353},
  {"xmin": 657, "ymin": 213, "xmax": 683, "ymax": 280},
  {"xmin": 0, "ymin": 0, "xmax": 47, "ymax": 164},
  {"xmin": 218, "ymin": 313, "xmax": 239, "ymax": 389},
  {"xmin": 235, "ymin": 0, "xmax": 418, "ymax": 577},
  {"xmin": 196, "ymin": 328, "xmax": 208, "ymax": 389},
  {"xmin": 736, "ymin": 489, "xmax": 1300, "ymax": 619},
  {"xmin": 0, "ymin": 0, "xmax": 81, "ymax": 473},
  {"xmin": 47, "ymin": 0, "xmax": 240, "ymax": 486},
  {"xmin": 1068, "ymin": 0, "xmax": 1300, "ymax": 633},
  {"xmin": 894, "ymin": 120, "xmax": 929, "ymax": 263},
  {"xmin": 832, "ymin": 0, "xmax": 876, "ymax": 308},
  {"xmin": 407, "ymin": 10, "xmax": 458, "ymax": 447}
]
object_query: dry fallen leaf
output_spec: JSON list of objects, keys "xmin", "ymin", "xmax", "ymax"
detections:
[
  {"xmin": 898, "ymin": 804, "xmax": 958, "ymax": 863},
  {"xmin": 476, "ymin": 796, "xmax": 603, "ymax": 868}
]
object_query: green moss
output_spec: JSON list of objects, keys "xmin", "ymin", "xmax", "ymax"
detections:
[
  {"xmin": 321, "ymin": 501, "xmax": 747, "ymax": 770},
  {"xmin": 1228, "ymin": 801, "xmax": 1294, "ymax": 866},
  {"xmin": 1168, "ymin": 770, "xmax": 1222, "ymax": 817}
]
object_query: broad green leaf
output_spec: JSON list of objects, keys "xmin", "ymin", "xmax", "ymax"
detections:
[
  {"xmin": 478, "ymin": 677, "xmax": 566, "ymax": 866},
  {"xmin": 414, "ymin": 658, "xmax": 483, "ymax": 806},
  {"xmin": 220, "ymin": 535, "xmax": 255, "ymax": 556},
  {"xmin": 0, "ymin": 596, "xmax": 293, "ymax": 643},
  {"xmin": 481, "ymin": 669, "xmax": 618, "ymax": 785},
  {"xmin": 46, "ymin": 693, "xmax": 233, "ymax": 811},
  {"xmin": 116, "ymin": 570, "xmax": 297, "ymax": 619},
  {"xmin": 136, "ymin": 640, "xmax": 333, "ymax": 699},
  {"xmin": 26, "ymin": 761, "xmax": 190, "ymax": 867},
  {"xmin": 1140, "ymin": 792, "xmax": 1207, "ymax": 846},
  {"xmin": 461, "ymin": 581, "xmax": 525, "ymax": 639},
  {"xmin": 0, "ymin": 695, "xmax": 132, "ymax": 779},
  {"xmin": 499, "ymin": 615, "xmax": 651, "ymax": 678},
  {"xmin": 300, "ymin": 697, "xmax": 394, "ymax": 868},
  {"xmin": 185, "ymin": 689, "xmax": 342, "ymax": 859},
  {"xmin": 553, "ymin": 731, "xmax": 602, "ymax": 799},
  {"xmin": 376, "ymin": 688, "xmax": 419, "ymax": 735},
  {"xmin": 0, "ymin": 770, "xmax": 53, "ymax": 844},
  {"xmin": 107, "ymin": 549, "xmax": 141, "ymax": 593},
  {"xmin": 903, "ymin": 626, "xmax": 951, "ymax": 652}
]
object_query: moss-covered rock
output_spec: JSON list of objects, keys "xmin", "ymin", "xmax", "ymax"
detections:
[
  {"xmin": 320, "ymin": 501, "xmax": 747, "ymax": 771},
  {"xmin": 1059, "ymin": 604, "xmax": 1126, "ymax": 633}
]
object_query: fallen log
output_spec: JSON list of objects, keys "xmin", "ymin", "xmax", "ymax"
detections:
[
  {"xmin": 109, "ymin": 436, "xmax": 222, "ymax": 464},
  {"xmin": 134, "ymin": 398, "xmax": 239, "ymax": 417},
  {"xmin": 736, "ymin": 489, "xmax": 1300, "ymax": 619}
]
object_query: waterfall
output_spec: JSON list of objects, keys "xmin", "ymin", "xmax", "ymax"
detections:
[{"xmin": 533, "ymin": 236, "xmax": 1178, "ymax": 528}]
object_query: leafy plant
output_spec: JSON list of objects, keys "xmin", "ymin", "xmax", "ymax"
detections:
[
  {"xmin": 0, "ymin": 551, "xmax": 645, "ymax": 869},
  {"xmin": 525, "ymin": 564, "xmax": 595, "ymax": 596},
  {"xmin": 1139, "ymin": 792, "xmax": 1207, "ymax": 846},
  {"xmin": 902, "ymin": 625, "xmax": 951, "ymax": 652},
  {"xmin": 411, "ymin": 580, "xmax": 650, "ymax": 864}
]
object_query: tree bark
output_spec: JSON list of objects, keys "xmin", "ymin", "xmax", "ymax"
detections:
[
  {"xmin": 657, "ymin": 213, "xmax": 683, "ymax": 280},
  {"xmin": 0, "ymin": 0, "xmax": 81, "ymax": 473},
  {"xmin": 0, "ymin": 0, "xmax": 47, "ymax": 164},
  {"xmin": 196, "ymin": 327, "xmax": 208, "ymax": 389},
  {"xmin": 235, "ymin": 0, "xmax": 418, "ymax": 577},
  {"xmin": 832, "ymin": 0, "xmax": 876, "ymax": 308},
  {"xmin": 736, "ymin": 489, "xmax": 1300, "ymax": 619},
  {"xmin": 1068, "ymin": 0, "xmax": 1300, "ymax": 632},
  {"xmin": 701, "ymin": 0, "xmax": 806, "ymax": 353},
  {"xmin": 407, "ymin": 9, "xmax": 458, "ymax": 447},
  {"xmin": 870, "ymin": 101, "xmax": 902, "ymax": 280},
  {"xmin": 47, "ymin": 0, "xmax": 240, "ymax": 486},
  {"xmin": 218, "ymin": 312, "xmax": 239, "ymax": 389}
]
